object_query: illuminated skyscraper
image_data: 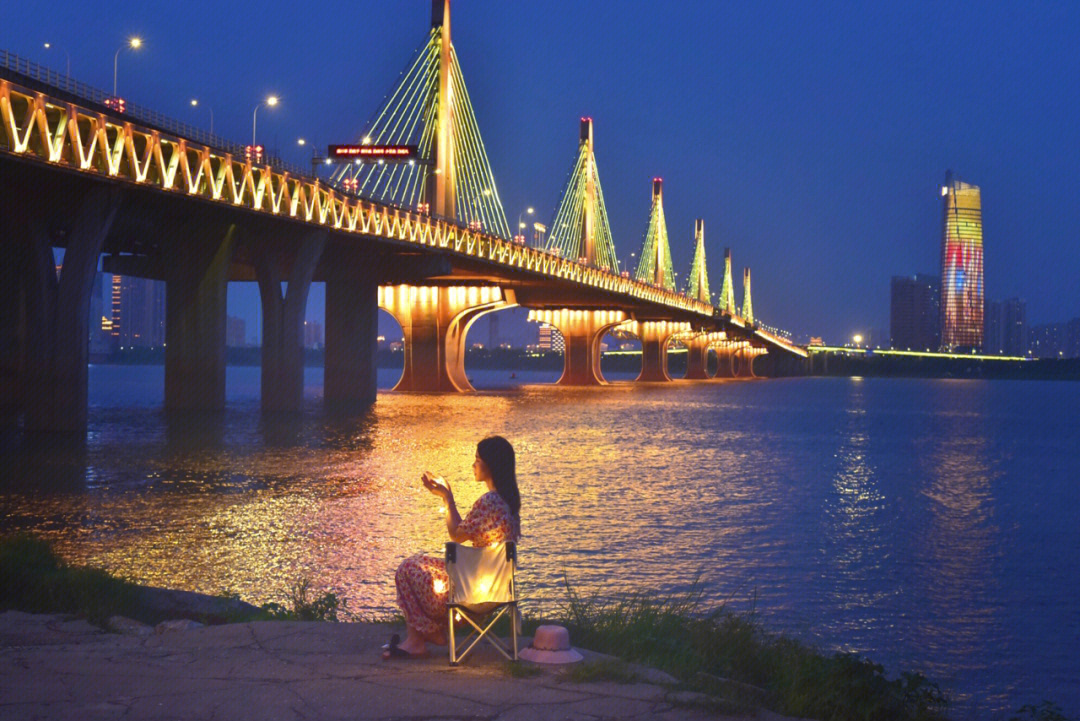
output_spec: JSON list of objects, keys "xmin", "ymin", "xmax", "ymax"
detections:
[{"xmin": 939, "ymin": 171, "xmax": 984, "ymax": 350}]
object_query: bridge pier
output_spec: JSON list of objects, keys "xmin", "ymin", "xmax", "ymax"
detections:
[
  {"xmin": 528, "ymin": 309, "xmax": 627, "ymax": 385},
  {"xmin": 682, "ymin": 333, "xmax": 725, "ymax": 379},
  {"xmin": 324, "ymin": 261, "xmax": 379, "ymax": 411},
  {"xmin": 382, "ymin": 285, "xmax": 515, "ymax": 392},
  {"xmin": 18, "ymin": 188, "xmax": 121, "ymax": 432},
  {"xmin": 253, "ymin": 231, "xmax": 327, "ymax": 413},
  {"xmin": 635, "ymin": 321, "xmax": 688, "ymax": 383},
  {"xmin": 164, "ymin": 224, "xmax": 237, "ymax": 411}
]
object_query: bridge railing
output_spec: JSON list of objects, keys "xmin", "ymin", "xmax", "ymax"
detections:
[{"xmin": 0, "ymin": 48, "xmax": 308, "ymax": 177}]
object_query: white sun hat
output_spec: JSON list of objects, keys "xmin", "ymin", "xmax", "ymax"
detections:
[{"xmin": 519, "ymin": 624, "xmax": 584, "ymax": 664}]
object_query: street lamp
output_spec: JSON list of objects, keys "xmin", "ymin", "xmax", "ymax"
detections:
[
  {"xmin": 113, "ymin": 37, "xmax": 143, "ymax": 97},
  {"xmin": 517, "ymin": 206, "xmax": 534, "ymax": 244},
  {"xmin": 43, "ymin": 42, "xmax": 70, "ymax": 78},
  {"xmin": 190, "ymin": 98, "xmax": 213, "ymax": 134},
  {"xmin": 852, "ymin": 334, "xmax": 863, "ymax": 347},
  {"xmin": 251, "ymin": 94, "xmax": 279, "ymax": 147}
]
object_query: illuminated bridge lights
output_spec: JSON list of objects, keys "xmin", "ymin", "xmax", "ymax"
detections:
[{"xmin": 0, "ymin": 79, "xmax": 804, "ymax": 358}]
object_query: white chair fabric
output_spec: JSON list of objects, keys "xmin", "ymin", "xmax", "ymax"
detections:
[{"xmin": 445, "ymin": 541, "xmax": 518, "ymax": 665}]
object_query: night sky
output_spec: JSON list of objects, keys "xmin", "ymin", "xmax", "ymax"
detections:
[{"xmin": 7, "ymin": 1, "xmax": 1079, "ymax": 344}]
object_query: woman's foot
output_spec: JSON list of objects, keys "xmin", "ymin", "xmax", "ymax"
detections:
[
  {"xmin": 397, "ymin": 635, "xmax": 429, "ymax": 655},
  {"xmin": 381, "ymin": 633, "xmax": 428, "ymax": 660}
]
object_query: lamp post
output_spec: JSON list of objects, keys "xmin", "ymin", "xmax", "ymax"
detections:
[
  {"xmin": 43, "ymin": 42, "xmax": 70, "ymax": 78},
  {"xmin": 252, "ymin": 95, "xmax": 279, "ymax": 148},
  {"xmin": 190, "ymin": 99, "xmax": 213, "ymax": 135},
  {"xmin": 113, "ymin": 37, "xmax": 142, "ymax": 97},
  {"xmin": 516, "ymin": 206, "xmax": 534, "ymax": 244}
]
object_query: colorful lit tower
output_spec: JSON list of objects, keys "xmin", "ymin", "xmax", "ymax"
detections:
[
  {"xmin": 684, "ymin": 219, "xmax": 710, "ymax": 303},
  {"xmin": 634, "ymin": 179, "xmax": 675, "ymax": 290},
  {"xmin": 939, "ymin": 171, "xmax": 984, "ymax": 350},
  {"xmin": 718, "ymin": 248, "xmax": 736, "ymax": 314}
]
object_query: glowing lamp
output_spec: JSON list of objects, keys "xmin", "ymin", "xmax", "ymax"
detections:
[{"xmin": 433, "ymin": 578, "xmax": 447, "ymax": 594}]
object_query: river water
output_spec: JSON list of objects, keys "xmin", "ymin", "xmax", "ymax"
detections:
[{"xmin": 1, "ymin": 366, "xmax": 1078, "ymax": 717}]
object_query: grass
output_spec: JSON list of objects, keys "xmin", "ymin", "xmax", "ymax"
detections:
[
  {"xmin": 552, "ymin": 573, "xmax": 950, "ymax": 721},
  {"xmin": 0, "ymin": 533, "xmax": 139, "ymax": 626},
  {"xmin": 0, "ymin": 534, "xmax": 344, "ymax": 626}
]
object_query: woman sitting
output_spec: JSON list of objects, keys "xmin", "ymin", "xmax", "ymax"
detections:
[{"xmin": 385, "ymin": 435, "xmax": 521, "ymax": 659}]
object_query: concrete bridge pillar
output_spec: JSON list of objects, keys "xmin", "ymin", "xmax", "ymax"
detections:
[
  {"xmin": 17, "ymin": 187, "xmax": 121, "ymax": 432},
  {"xmin": 0, "ymin": 229, "xmax": 25, "ymax": 425},
  {"xmin": 712, "ymin": 342, "xmax": 741, "ymax": 378},
  {"xmin": 164, "ymin": 224, "xmax": 237, "ymax": 411},
  {"xmin": 683, "ymin": 332, "xmax": 726, "ymax": 379},
  {"xmin": 324, "ymin": 261, "xmax": 379, "ymax": 411},
  {"xmin": 528, "ymin": 309, "xmax": 627, "ymax": 386},
  {"xmin": 381, "ymin": 285, "xmax": 516, "ymax": 392},
  {"xmin": 254, "ymin": 231, "xmax": 327, "ymax": 413},
  {"xmin": 635, "ymin": 321, "xmax": 688, "ymax": 383}
]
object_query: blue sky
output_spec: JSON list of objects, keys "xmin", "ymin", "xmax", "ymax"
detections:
[{"xmin": 8, "ymin": 0, "xmax": 1080, "ymax": 344}]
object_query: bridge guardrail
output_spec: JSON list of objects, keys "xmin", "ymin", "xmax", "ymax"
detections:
[{"xmin": 0, "ymin": 48, "xmax": 307, "ymax": 177}]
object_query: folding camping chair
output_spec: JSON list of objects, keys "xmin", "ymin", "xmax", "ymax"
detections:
[{"xmin": 445, "ymin": 541, "xmax": 518, "ymax": 665}]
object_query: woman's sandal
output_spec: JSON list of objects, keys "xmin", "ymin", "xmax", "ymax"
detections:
[{"xmin": 381, "ymin": 633, "xmax": 427, "ymax": 660}]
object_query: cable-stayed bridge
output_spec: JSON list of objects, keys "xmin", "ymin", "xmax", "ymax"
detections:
[{"xmin": 0, "ymin": 0, "xmax": 806, "ymax": 432}]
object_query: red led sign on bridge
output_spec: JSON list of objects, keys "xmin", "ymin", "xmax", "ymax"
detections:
[{"xmin": 328, "ymin": 144, "xmax": 418, "ymax": 161}]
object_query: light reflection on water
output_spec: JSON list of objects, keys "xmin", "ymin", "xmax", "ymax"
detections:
[{"xmin": 2, "ymin": 367, "xmax": 1079, "ymax": 716}]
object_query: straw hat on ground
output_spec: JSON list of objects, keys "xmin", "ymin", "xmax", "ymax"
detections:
[{"xmin": 519, "ymin": 625, "xmax": 584, "ymax": 664}]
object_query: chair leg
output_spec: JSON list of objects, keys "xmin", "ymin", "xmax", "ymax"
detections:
[
  {"xmin": 511, "ymin": 603, "xmax": 518, "ymax": 660},
  {"xmin": 448, "ymin": 608, "xmax": 457, "ymax": 665}
]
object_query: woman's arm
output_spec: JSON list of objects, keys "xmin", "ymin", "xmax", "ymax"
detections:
[
  {"xmin": 422, "ymin": 472, "xmax": 470, "ymax": 543},
  {"xmin": 442, "ymin": 490, "xmax": 470, "ymax": 543}
]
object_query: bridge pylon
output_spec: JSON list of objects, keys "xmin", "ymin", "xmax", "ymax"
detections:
[
  {"xmin": 718, "ymin": 247, "xmax": 736, "ymax": 315},
  {"xmin": 685, "ymin": 219, "xmax": 710, "ymax": 304},
  {"xmin": 528, "ymin": 309, "xmax": 628, "ymax": 386},
  {"xmin": 742, "ymin": 267, "xmax": 753, "ymax": 324},
  {"xmin": 381, "ymin": 285, "xmax": 516, "ymax": 392},
  {"xmin": 546, "ymin": 118, "xmax": 620, "ymax": 271},
  {"xmin": 331, "ymin": 0, "xmax": 511, "ymax": 238},
  {"xmin": 634, "ymin": 179, "xmax": 676, "ymax": 290}
]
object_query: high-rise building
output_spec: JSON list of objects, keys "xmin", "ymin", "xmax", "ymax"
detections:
[
  {"xmin": 985, "ymin": 298, "xmax": 1027, "ymax": 356},
  {"xmin": 940, "ymin": 171, "xmax": 984, "ymax": 350},
  {"xmin": 110, "ymin": 275, "xmax": 165, "ymax": 349},
  {"xmin": 537, "ymin": 323, "xmax": 564, "ymax": 352},
  {"xmin": 890, "ymin": 274, "xmax": 940, "ymax": 351}
]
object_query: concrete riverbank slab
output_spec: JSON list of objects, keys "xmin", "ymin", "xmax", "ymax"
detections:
[{"xmin": 0, "ymin": 611, "xmax": 806, "ymax": 721}]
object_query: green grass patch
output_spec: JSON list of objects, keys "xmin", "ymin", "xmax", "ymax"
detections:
[
  {"xmin": 552, "ymin": 574, "xmax": 950, "ymax": 721},
  {"xmin": 1, "ymin": 534, "xmax": 346, "ymax": 627},
  {"xmin": 0, "ymin": 533, "xmax": 139, "ymax": 626}
]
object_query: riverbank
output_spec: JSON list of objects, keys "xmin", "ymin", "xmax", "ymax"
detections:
[
  {"xmin": 1, "ymin": 535, "xmax": 955, "ymax": 720},
  {"xmin": 0, "ymin": 610, "xmax": 811, "ymax": 721}
]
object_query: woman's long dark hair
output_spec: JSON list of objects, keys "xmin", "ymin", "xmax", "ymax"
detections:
[{"xmin": 477, "ymin": 435, "xmax": 520, "ymax": 516}]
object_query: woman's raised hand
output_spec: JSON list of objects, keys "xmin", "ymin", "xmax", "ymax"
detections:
[{"xmin": 421, "ymin": 471, "xmax": 451, "ymax": 498}]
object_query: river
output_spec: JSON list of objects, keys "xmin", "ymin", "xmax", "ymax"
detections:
[{"xmin": 1, "ymin": 365, "xmax": 1078, "ymax": 717}]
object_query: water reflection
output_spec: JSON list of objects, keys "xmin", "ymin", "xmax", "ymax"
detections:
[{"xmin": 1, "ymin": 370, "xmax": 1078, "ymax": 714}]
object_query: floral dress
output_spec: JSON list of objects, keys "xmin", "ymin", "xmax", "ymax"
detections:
[{"xmin": 394, "ymin": 491, "xmax": 520, "ymax": 637}]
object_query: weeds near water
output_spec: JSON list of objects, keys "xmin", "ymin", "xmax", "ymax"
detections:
[
  {"xmin": 553, "ymin": 572, "xmax": 950, "ymax": 721},
  {"xmin": 259, "ymin": 577, "xmax": 347, "ymax": 622},
  {"xmin": 0, "ymin": 533, "xmax": 138, "ymax": 626},
  {"xmin": 1009, "ymin": 701, "xmax": 1074, "ymax": 721}
]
